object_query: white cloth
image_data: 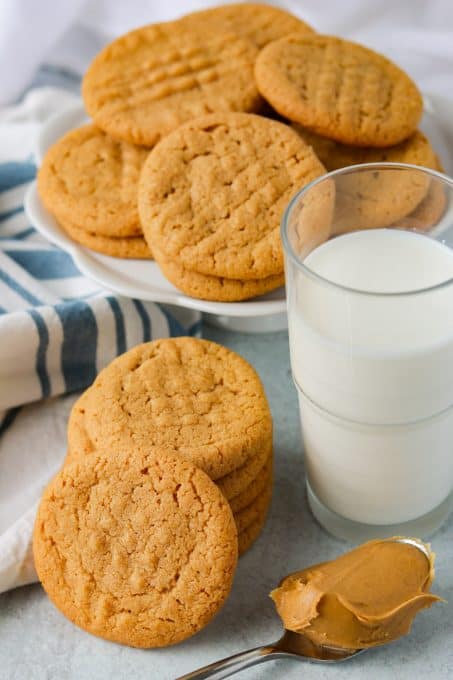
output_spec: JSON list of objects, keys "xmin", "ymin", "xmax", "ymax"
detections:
[{"xmin": 0, "ymin": 88, "xmax": 200, "ymax": 593}]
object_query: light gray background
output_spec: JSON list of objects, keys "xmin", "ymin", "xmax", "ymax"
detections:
[{"xmin": 1, "ymin": 326, "xmax": 452, "ymax": 679}]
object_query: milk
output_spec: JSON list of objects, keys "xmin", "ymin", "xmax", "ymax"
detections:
[{"xmin": 288, "ymin": 229, "xmax": 453, "ymax": 525}]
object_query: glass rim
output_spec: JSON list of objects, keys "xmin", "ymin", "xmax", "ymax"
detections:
[{"xmin": 281, "ymin": 161, "xmax": 453, "ymax": 298}]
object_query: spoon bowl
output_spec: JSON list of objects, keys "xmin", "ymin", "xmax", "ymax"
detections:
[{"xmin": 176, "ymin": 538, "xmax": 432, "ymax": 679}]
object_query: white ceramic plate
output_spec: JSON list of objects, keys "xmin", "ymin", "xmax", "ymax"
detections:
[{"xmin": 25, "ymin": 94, "xmax": 453, "ymax": 331}]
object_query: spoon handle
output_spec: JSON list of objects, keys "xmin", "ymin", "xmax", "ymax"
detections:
[{"xmin": 175, "ymin": 643, "xmax": 288, "ymax": 679}]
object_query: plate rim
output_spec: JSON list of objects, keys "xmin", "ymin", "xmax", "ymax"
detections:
[{"xmin": 24, "ymin": 183, "xmax": 287, "ymax": 318}]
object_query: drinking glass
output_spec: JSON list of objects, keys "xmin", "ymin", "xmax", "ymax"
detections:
[{"xmin": 281, "ymin": 163, "xmax": 453, "ymax": 541}]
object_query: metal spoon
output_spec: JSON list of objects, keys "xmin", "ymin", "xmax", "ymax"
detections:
[{"xmin": 176, "ymin": 538, "xmax": 431, "ymax": 679}]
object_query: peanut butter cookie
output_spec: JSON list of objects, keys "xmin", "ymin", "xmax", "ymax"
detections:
[
  {"xmin": 393, "ymin": 177, "xmax": 447, "ymax": 231},
  {"xmin": 293, "ymin": 128, "xmax": 437, "ymax": 173},
  {"xmin": 229, "ymin": 453, "xmax": 273, "ymax": 513},
  {"xmin": 139, "ymin": 112, "xmax": 326, "ymax": 280},
  {"xmin": 332, "ymin": 164, "xmax": 431, "ymax": 233},
  {"xmin": 154, "ymin": 247, "xmax": 284, "ymax": 301},
  {"xmin": 181, "ymin": 3, "xmax": 314, "ymax": 49},
  {"xmin": 255, "ymin": 35, "xmax": 423, "ymax": 147},
  {"xmin": 216, "ymin": 438, "xmax": 272, "ymax": 499},
  {"xmin": 38, "ymin": 125, "xmax": 149, "ymax": 237},
  {"xmin": 60, "ymin": 218, "xmax": 152, "ymax": 259},
  {"xmin": 33, "ymin": 449, "xmax": 238, "ymax": 648},
  {"xmin": 83, "ymin": 23, "xmax": 261, "ymax": 147},
  {"xmin": 234, "ymin": 478, "xmax": 273, "ymax": 534},
  {"xmin": 238, "ymin": 510, "xmax": 268, "ymax": 555},
  {"xmin": 67, "ymin": 337, "xmax": 272, "ymax": 479}
]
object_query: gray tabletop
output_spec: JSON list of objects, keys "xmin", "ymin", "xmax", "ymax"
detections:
[{"xmin": 1, "ymin": 326, "xmax": 452, "ymax": 680}]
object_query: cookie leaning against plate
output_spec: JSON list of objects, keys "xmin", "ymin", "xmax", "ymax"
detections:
[
  {"xmin": 67, "ymin": 337, "xmax": 272, "ymax": 480},
  {"xmin": 33, "ymin": 449, "xmax": 238, "ymax": 648},
  {"xmin": 82, "ymin": 22, "xmax": 261, "ymax": 147},
  {"xmin": 38, "ymin": 125, "xmax": 149, "ymax": 238},
  {"xmin": 181, "ymin": 3, "xmax": 314, "ymax": 49},
  {"xmin": 139, "ymin": 113, "xmax": 327, "ymax": 280},
  {"xmin": 255, "ymin": 35, "xmax": 423, "ymax": 147}
]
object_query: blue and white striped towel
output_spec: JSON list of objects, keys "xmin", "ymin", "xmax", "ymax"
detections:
[{"xmin": 0, "ymin": 88, "xmax": 201, "ymax": 594}]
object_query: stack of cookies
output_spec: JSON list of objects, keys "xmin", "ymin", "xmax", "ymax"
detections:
[
  {"xmin": 38, "ymin": 126, "xmax": 152, "ymax": 259},
  {"xmin": 137, "ymin": 112, "xmax": 327, "ymax": 301},
  {"xmin": 37, "ymin": 3, "xmax": 444, "ymax": 302},
  {"xmin": 66, "ymin": 337, "xmax": 273, "ymax": 554},
  {"xmin": 254, "ymin": 34, "xmax": 443, "ymax": 231},
  {"xmin": 33, "ymin": 337, "xmax": 273, "ymax": 647}
]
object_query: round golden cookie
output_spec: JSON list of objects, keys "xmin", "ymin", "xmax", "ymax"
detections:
[
  {"xmin": 67, "ymin": 337, "xmax": 272, "ymax": 479},
  {"xmin": 216, "ymin": 437, "xmax": 272, "ymax": 500},
  {"xmin": 65, "ymin": 396, "xmax": 272, "ymax": 495},
  {"xmin": 59, "ymin": 218, "xmax": 153, "ymax": 259},
  {"xmin": 38, "ymin": 125, "xmax": 149, "ymax": 237},
  {"xmin": 331, "ymin": 165, "xmax": 431, "ymax": 234},
  {"xmin": 138, "ymin": 112, "xmax": 327, "ymax": 280},
  {"xmin": 82, "ymin": 22, "xmax": 261, "ymax": 147},
  {"xmin": 238, "ymin": 505, "xmax": 269, "ymax": 555},
  {"xmin": 293, "ymin": 128, "xmax": 437, "ymax": 173},
  {"xmin": 228, "ymin": 452, "xmax": 273, "ymax": 514},
  {"xmin": 33, "ymin": 449, "xmax": 238, "ymax": 648},
  {"xmin": 393, "ymin": 176, "xmax": 448, "ymax": 231},
  {"xmin": 181, "ymin": 3, "xmax": 314, "ymax": 49},
  {"xmin": 154, "ymin": 247, "xmax": 284, "ymax": 302},
  {"xmin": 233, "ymin": 478, "xmax": 273, "ymax": 534},
  {"xmin": 255, "ymin": 35, "xmax": 423, "ymax": 147},
  {"xmin": 292, "ymin": 128, "xmax": 438, "ymax": 233}
]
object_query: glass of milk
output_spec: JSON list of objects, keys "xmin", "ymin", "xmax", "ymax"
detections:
[{"xmin": 282, "ymin": 163, "xmax": 453, "ymax": 541}]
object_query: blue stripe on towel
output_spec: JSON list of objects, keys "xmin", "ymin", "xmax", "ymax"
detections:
[
  {"xmin": 0, "ymin": 206, "xmax": 24, "ymax": 222},
  {"xmin": 106, "ymin": 296, "xmax": 126, "ymax": 355},
  {"xmin": 4, "ymin": 249, "xmax": 79, "ymax": 279},
  {"xmin": 0, "ymin": 161, "xmax": 36, "ymax": 192},
  {"xmin": 28, "ymin": 308, "xmax": 50, "ymax": 398},
  {"xmin": 158, "ymin": 304, "xmax": 186, "ymax": 337},
  {"xmin": 0, "ymin": 407, "xmax": 21, "ymax": 436},
  {"xmin": 188, "ymin": 319, "xmax": 203, "ymax": 337},
  {"xmin": 0, "ymin": 268, "xmax": 43, "ymax": 306},
  {"xmin": 0, "ymin": 227, "xmax": 36, "ymax": 240},
  {"xmin": 54, "ymin": 300, "xmax": 98, "ymax": 393},
  {"xmin": 132, "ymin": 299, "xmax": 151, "ymax": 342}
]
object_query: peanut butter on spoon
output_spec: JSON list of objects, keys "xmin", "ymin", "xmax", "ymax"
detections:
[{"xmin": 271, "ymin": 538, "xmax": 441, "ymax": 650}]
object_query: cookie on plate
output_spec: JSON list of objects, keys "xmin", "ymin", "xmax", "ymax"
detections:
[
  {"xmin": 83, "ymin": 22, "xmax": 261, "ymax": 146},
  {"xmin": 59, "ymin": 218, "xmax": 152, "ymax": 259},
  {"xmin": 181, "ymin": 3, "xmax": 314, "ymax": 49},
  {"xmin": 139, "ymin": 112, "xmax": 327, "ymax": 281},
  {"xmin": 154, "ymin": 247, "xmax": 284, "ymax": 301},
  {"xmin": 291, "ymin": 127, "xmax": 439, "ymax": 233},
  {"xmin": 332, "ymin": 165, "xmax": 431, "ymax": 233},
  {"xmin": 293, "ymin": 128, "xmax": 437, "ymax": 173},
  {"xmin": 67, "ymin": 337, "xmax": 272, "ymax": 480},
  {"xmin": 38, "ymin": 125, "xmax": 149, "ymax": 238},
  {"xmin": 33, "ymin": 449, "xmax": 238, "ymax": 648},
  {"xmin": 393, "ymin": 176, "xmax": 448, "ymax": 231},
  {"xmin": 255, "ymin": 35, "xmax": 423, "ymax": 147}
]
